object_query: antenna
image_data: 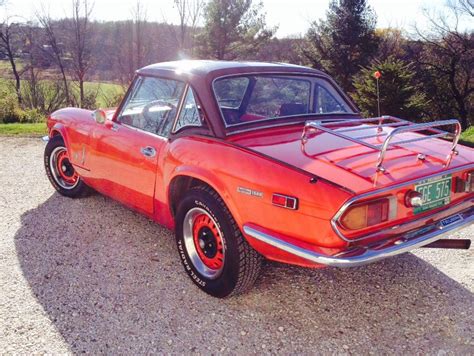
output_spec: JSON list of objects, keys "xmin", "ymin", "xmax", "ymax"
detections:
[{"xmin": 374, "ymin": 71, "xmax": 381, "ymax": 117}]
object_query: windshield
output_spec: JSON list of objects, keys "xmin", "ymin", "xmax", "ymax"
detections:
[{"xmin": 213, "ymin": 74, "xmax": 355, "ymax": 127}]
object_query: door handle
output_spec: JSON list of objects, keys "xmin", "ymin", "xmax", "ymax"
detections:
[{"xmin": 140, "ymin": 146, "xmax": 156, "ymax": 157}]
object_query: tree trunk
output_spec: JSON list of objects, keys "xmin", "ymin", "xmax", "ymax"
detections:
[
  {"xmin": 62, "ymin": 70, "xmax": 71, "ymax": 106},
  {"xmin": 79, "ymin": 77, "xmax": 85, "ymax": 108},
  {"xmin": 7, "ymin": 45, "xmax": 22, "ymax": 104}
]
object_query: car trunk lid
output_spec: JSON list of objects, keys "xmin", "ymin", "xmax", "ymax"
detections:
[{"xmin": 228, "ymin": 123, "xmax": 473, "ymax": 194}]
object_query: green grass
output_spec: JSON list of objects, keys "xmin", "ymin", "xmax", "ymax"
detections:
[
  {"xmin": 0, "ymin": 77, "xmax": 124, "ymax": 109},
  {"xmin": 0, "ymin": 123, "xmax": 47, "ymax": 136},
  {"xmin": 460, "ymin": 126, "xmax": 474, "ymax": 144},
  {"xmin": 83, "ymin": 81, "xmax": 124, "ymax": 108},
  {"xmin": 0, "ymin": 59, "xmax": 25, "ymax": 71}
]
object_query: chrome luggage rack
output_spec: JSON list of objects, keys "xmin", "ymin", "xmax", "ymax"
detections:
[{"xmin": 301, "ymin": 116, "xmax": 462, "ymax": 172}]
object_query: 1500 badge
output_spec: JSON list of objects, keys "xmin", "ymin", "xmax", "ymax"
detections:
[{"xmin": 237, "ymin": 187, "xmax": 263, "ymax": 198}]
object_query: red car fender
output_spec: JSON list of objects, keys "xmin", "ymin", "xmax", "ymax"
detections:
[
  {"xmin": 49, "ymin": 122, "xmax": 71, "ymax": 152},
  {"xmin": 160, "ymin": 136, "xmax": 352, "ymax": 249},
  {"xmin": 162, "ymin": 165, "xmax": 244, "ymax": 231}
]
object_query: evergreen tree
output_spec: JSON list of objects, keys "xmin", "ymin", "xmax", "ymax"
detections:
[
  {"xmin": 197, "ymin": 0, "xmax": 275, "ymax": 60},
  {"xmin": 303, "ymin": 0, "xmax": 379, "ymax": 92},
  {"xmin": 352, "ymin": 57, "xmax": 428, "ymax": 120}
]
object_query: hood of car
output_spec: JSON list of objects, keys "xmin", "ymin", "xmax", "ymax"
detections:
[{"xmin": 228, "ymin": 124, "xmax": 473, "ymax": 194}]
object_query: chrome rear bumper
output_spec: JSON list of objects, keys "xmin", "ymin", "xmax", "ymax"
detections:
[{"xmin": 243, "ymin": 207, "xmax": 473, "ymax": 268}]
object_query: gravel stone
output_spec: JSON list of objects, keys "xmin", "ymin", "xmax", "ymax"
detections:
[{"xmin": 0, "ymin": 137, "xmax": 473, "ymax": 354}]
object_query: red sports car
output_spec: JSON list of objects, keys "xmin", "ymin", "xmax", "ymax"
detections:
[{"xmin": 44, "ymin": 60, "xmax": 473, "ymax": 297}]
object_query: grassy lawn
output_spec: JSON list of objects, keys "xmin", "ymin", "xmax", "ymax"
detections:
[
  {"xmin": 0, "ymin": 78, "xmax": 124, "ymax": 109},
  {"xmin": 0, "ymin": 123, "xmax": 47, "ymax": 136},
  {"xmin": 0, "ymin": 59, "xmax": 25, "ymax": 71},
  {"xmin": 460, "ymin": 126, "xmax": 474, "ymax": 144}
]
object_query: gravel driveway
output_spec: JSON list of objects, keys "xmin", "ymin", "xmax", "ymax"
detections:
[{"xmin": 0, "ymin": 137, "xmax": 473, "ymax": 354}]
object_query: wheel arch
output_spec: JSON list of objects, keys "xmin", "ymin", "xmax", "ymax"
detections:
[
  {"xmin": 49, "ymin": 123, "xmax": 72, "ymax": 154},
  {"xmin": 167, "ymin": 169, "xmax": 243, "ymax": 228}
]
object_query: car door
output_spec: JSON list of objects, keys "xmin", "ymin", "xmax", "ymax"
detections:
[{"xmin": 88, "ymin": 75, "xmax": 186, "ymax": 217}]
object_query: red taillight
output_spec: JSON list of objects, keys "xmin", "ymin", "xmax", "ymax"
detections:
[
  {"xmin": 272, "ymin": 194, "xmax": 298, "ymax": 210},
  {"xmin": 340, "ymin": 197, "xmax": 394, "ymax": 230},
  {"xmin": 367, "ymin": 199, "xmax": 389, "ymax": 226}
]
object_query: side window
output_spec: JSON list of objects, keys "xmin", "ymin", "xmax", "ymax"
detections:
[
  {"xmin": 174, "ymin": 88, "xmax": 204, "ymax": 132},
  {"xmin": 315, "ymin": 82, "xmax": 350, "ymax": 114},
  {"xmin": 213, "ymin": 77, "xmax": 249, "ymax": 109},
  {"xmin": 246, "ymin": 77, "xmax": 311, "ymax": 117},
  {"xmin": 118, "ymin": 76, "xmax": 185, "ymax": 136}
]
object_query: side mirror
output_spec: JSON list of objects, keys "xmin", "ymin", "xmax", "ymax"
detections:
[{"xmin": 92, "ymin": 109, "xmax": 107, "ymax": 124}]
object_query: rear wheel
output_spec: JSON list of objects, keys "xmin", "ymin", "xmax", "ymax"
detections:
[
  {"xmin": 44, "ymin": 135, "xmax": 90, "ymax": 198},
  {"xmin": 175, "ymin": 186, "xmax": 262, "ymax": 298}
]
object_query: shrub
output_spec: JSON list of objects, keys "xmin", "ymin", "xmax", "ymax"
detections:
[
  {"xmin": 352, "ymin": 57, "xmax": 428, "ymax": 121},
  {"xmin": 20, "ymin": 108, "xmax": 45, "ymax": 123},
  {"xmin": 21, "ymin": 80, "xmax": 67, "ymax": 114},
  {"xmin": 0, "ymin": 91, "xmax": 25, "ymax": 123}
]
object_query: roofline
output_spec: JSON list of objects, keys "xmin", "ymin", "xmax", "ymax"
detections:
[{"xmin": 136, "ymin": 60, "xmax": 326, "ymax": 79}]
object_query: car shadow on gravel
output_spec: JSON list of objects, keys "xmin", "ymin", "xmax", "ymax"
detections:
[{"xmin": 15, "ymin": 193, "xmax": 473, "ymax": 354}]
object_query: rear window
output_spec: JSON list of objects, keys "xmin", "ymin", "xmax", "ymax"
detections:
[
  {"xmin": 213, "ymin": 74, "xmax": 354, "ymax": 127},
  {"xmin": 213, "ymin": 77, "xmax": 249, "ymax": 109}
]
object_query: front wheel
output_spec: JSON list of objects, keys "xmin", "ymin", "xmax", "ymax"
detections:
[
  {"xmin": 44, "ymin": 135, "xmax": 91, "ymax": 198},
  {"xmin": 175, "ymin": 186, "xmax": 262, "ymax": 298}
]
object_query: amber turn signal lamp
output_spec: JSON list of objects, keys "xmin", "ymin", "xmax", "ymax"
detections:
[
  {"xmin": 340, "ymin": 198, "xmax": 391, "ymax": 230},
  {"xmin": 405, "ymin": 190, "xmax": 423, "ymax": 208}
]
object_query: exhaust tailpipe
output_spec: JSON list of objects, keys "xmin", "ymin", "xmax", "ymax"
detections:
[{"xmin": 422, "ymin": 239, "xmax": 471, "ymax": 250}]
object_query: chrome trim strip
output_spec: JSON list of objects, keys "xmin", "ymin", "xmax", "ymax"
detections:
[
  {"xmin": 243, "ymin": 207, "xmax": 473, "ymax": 267},
  {"xmin": 331, "ymin": 164, "xmax": 474, "ymax": 242}
]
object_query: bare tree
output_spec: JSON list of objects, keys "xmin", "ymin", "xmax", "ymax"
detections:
[
  {"xmin": 36, "ymin": 8, "xmax": 72, "ymax": 105},
  {"xmin": 114, "ymin": 1, "xmax": 147, "ymax": 85},
  {"xmin": 0, "ymin": 18, "xmax": 22, "ymax": 104},
  {"xmin": 173, "ymin": 0, "xmax": 204, "ymax": 55},
  {"xmin": 132, "ymin": 0, "xmax": 147, "ymax": 68},
  {"xmin": 452, "ymin": 0, "xmax": 474, "ymax": 17},
  {"xmin": 414, "ymin": 1, "xmax": 473, "ymax": 129},
  {"xmin": 69, "ymin": 0, "xmax": 93, "ymax": 108}
]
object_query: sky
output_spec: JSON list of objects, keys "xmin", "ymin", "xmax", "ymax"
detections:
[{"xmin": 1, "ymin": 0, "xmax": 472, "ymax": 37}]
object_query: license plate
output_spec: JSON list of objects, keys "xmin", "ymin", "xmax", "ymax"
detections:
[{"xmin": 414, "ymin": 174, "xmax": 452, "ymax": 214}]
